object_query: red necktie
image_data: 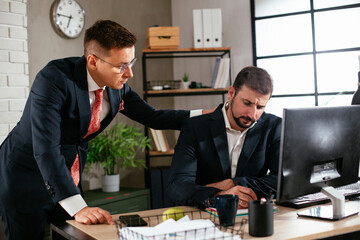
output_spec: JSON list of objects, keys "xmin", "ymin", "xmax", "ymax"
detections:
[{"xmin": 71, "ymin": 89, "xmax": 104, "ymax": 186}]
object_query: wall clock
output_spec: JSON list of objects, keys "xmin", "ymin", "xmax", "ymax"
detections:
[{"xmin": 50, "ymin": 0, "xmax": 85, "ymax": 39}]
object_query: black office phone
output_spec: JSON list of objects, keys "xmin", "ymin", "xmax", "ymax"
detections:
[{"xmin": 119, "ymin": 214, "xmax": 147, "ymax": 227}]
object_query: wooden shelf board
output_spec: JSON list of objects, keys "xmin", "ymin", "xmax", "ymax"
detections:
[
  {"xmin": 145, "ymin": 88, "xmax": 228, "ymax": 95},
  {"xmin": 143, "ymin": 47, "xmax": 231, "ymax": 53},
  {"xmin": 149, "ymin": 149, "xmax": 174, "ymax": 156}
]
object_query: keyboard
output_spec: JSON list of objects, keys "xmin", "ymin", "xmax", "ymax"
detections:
[{"xmin": 277, "ymin": 181, "xmax": 360, "ymax": 209}]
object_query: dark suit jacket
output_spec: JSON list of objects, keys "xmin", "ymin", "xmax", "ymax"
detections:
[
  {"xmin": 168, "ymin": 104, "xmax": 282, "ymax": 207},
  {"xmin": 0, "ymin": 56, "xmax": 189, "ymax": 216}
]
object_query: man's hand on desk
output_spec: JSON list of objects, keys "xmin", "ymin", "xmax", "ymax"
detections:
[
  {"xmin": 74, "ymin": 206, "xmax": 114, "ymax": 225},
  {"xmin": 216, "ymin": 185, "xmax": 257, "ymax": 209},
  {"xmin": 205, "ymin": 179, "xmax": 235, "ymax": 191}
]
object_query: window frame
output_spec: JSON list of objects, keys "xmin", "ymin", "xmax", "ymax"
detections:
[{"xmin": 250, "ymin": 0, "xmax": 360, "ymax": 106}]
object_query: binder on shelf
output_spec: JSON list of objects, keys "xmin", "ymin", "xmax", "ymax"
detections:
[
  {"xmin": 214, "ymin": 58, "xmax": 225, "ymax": 88},
  {"xmin": 156, "ymin": 130, "xmax": 170, "ymax": 152},
  {"xmin": 211, "ymin": 58, "xmax": 221, "ymax": 88},
  {"xmin": 219, "ymin": 58, "xmax": 230, "ymax": 88},
  {"xmin": 193, "ymin": 8, "xmax": 222, "ymax": 48},
  {"xmin": 202, "ymin": 9, "xmax": 213, "ymax": 48},
  {"xmin": 149, "ymin": 128, "xmax": 161, "ymax": 152},
  {"xmin": 214, "ymin": 58, "xmax": 230, "ymax": 88},
  {"xmin": 211, "ymin": 8, "xmax": 222, "ymax": 48},
  {"xmin": 192, "ymin": 9, "xmax": 203, "ymax": 48},
  {"xmin": 150, "ymin": 129, "xmax": 170, "ymax": 152}
]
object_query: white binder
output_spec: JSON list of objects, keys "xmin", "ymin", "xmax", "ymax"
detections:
[
  {"xmin": 211, "ymin": 8, "xmax": 222, "ymax": 48},
  {"xmin": 219, "ymin": 58, "xmax": 230, "ymax": 88},
  {"xmin": 202, "ymin": 9, "xmax": 213, "ymax": 48},
  {"xmin": 214, "ymin": 58, "xmax": 225, "ymax": 88},
  {"xmin": 214, "ymin": 58, "xmax": 230, "ymax": 88},
  {"xmin": 193, "ymin": 9, "xmax": 203, "ymax": 48},
  {"xmin": 211, "ymin": 58, "xmax": 221, "ymax": 88}
]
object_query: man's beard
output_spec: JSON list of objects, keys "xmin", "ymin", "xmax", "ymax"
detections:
[{"xmin": 230, "ymin": 100, "xmax": 255, "ymax": 129}]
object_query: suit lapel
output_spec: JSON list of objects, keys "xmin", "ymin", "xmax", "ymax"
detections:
[
  {"xmin": 210, "ymin": 106, "xmax": 231, "ymax": 178},
  {"xmin": 74, "ymin": 57, "xmax": 91, "ymax": 140},
  {"xmin": 235, "ymin": 118, "xmax": 264, "ymax": 176}
]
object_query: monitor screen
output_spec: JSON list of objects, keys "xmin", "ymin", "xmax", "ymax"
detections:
[{"xmin": 276, "ymin": 105, "xmax": 360, "ymax": 220}]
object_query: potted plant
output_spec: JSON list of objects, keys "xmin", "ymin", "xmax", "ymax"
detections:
[
  {"xmin": 87, "ymin": 123, "xmax": 151, "ymax": 192},
  {"xmin": 182, "ymin": 72, "xmax": 190, "ymax": 89}
]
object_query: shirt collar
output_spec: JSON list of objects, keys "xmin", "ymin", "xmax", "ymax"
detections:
[
  {"xmin": 87, "ymin": 68, "xmax": 105, "ymax": 92},
  {"xmin": 222, "ymin": 101, "xmax": 256, "ymax": 133}
]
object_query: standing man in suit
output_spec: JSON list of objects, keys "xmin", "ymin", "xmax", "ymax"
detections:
[
  {"xmin": 168, "ymin": 66, "xmax": 282, "ymax": 209},
  {"xmin": 0, "ymin": 20, "xmax": 205, "ymax": 239}
]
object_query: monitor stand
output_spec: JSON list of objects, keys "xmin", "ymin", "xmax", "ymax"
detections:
[{"xmin": 297, "ymin": 186, "xmax": 359, "ymax": 221}]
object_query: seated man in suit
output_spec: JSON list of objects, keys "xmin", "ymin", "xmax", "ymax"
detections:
[{"xmin": 168, "ymin": 66, "xmax": 282, "ymax": 209}]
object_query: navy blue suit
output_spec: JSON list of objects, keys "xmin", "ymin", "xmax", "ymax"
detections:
[
  {"xmin": 0, "ymin": 56, "xmax": 189, "ymax": 239},
  {"xmin": 168, "ymin": 104, "xmax": 281, "ymax": 207}
]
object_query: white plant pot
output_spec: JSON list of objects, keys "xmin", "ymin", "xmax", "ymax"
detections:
[
  {"xmin": 182, "ymin": 81, "xmax": 190, "ymax": 89},
  {"xmin": 102, "ymin": 174, "xmax": 120, "ymax": 192}
]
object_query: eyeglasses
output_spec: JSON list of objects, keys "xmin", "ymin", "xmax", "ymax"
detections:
[{"xmin": 93, "ymin": 54, "xmax": 136, "ymax": 74}]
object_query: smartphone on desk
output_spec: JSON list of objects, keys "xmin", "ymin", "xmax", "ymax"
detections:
[{"xmin": 119, "ymin": 214, "xmax": 147, "ymax": 227}]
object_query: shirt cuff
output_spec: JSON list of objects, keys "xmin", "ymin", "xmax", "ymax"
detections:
[
  {"xmin": 190, "ymin": 109, "xmax": 202, "ymax": 118},
  {"xmin": 58, "ymin": 194, "xmax": 87, "ymax": 217}
]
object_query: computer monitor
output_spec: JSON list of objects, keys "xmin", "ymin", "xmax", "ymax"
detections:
[{"xmin": 276, "ymin": 105, "xmax": 360, "ymax": 220}]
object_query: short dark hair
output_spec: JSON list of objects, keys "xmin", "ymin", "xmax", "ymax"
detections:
[
  {"xmin": 233, "ymin": 66, "xmax": 273, "ymax": 96},
  {"xmin": 84, "ymin": 19, "xmax": 137, "ymax": 56}
]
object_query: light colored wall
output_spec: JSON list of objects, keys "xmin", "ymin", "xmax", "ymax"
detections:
[
  {"xmin": 171, "ymin": 0, "xmax": 253, "ymax": 111},
  {"xmin": 0, "ymin": 0, "xmax": 28, "ymax": 144}
]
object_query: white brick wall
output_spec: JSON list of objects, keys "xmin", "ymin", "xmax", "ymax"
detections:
[
  {"xmin": 0, "ymin": 75, "xmax": 6, "ymax": 85},
  {"xmin": 0, "ymin": 26, "xmax": 7, "ymax": 37},
  {"xmin": 10, "ymin": 26, "xmax": 26, "ymax": 38},
  {"xmin": 0, "ymin": 50, "xmax": 8, "ymax": 61},
  {"xmin": 0, "ymin": 1, "xmax": 9, "ymax": 12},
  {"xmin": 0, "ymin": 0, "xmax": 28, "ymax": 144},
  {"xmin": 0, "ymin": 100, "xmax": 8, "ymax": 111}
]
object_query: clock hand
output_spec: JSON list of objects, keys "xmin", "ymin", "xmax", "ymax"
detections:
[
  {"xmin": 67, "ymin": 15, "xmax": 73, "ymax": 28},
  {"xmin": 57, "ymin": 13, "xmax": 71, "ymax": 18}
]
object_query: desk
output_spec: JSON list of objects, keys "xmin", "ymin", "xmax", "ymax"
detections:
[{"xmin": 51, "ymin": 201, "xmax": 360, "ymax": 240}]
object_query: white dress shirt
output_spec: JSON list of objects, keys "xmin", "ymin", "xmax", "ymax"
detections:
[
  {"xmin": 59, "ymin": 69, "xmax": 202, "ymax": 216},
  {"xmin": 222, "ymin": 102, "xmax": 256, "ymax": 178}
]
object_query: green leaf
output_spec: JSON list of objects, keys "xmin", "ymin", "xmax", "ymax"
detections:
[{"xmin": 86, "ymin": 123, "xmax": 151, "ymax": 175}]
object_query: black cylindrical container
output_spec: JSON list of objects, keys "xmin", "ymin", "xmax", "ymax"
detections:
[{"xmin": 248, "ymin": 200, "xmax": 274, "ymax": 237}]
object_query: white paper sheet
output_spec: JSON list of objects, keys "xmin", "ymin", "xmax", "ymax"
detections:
[{"xmin": 119, "ymin": 215, "xmax": 242, "ymax": 240}]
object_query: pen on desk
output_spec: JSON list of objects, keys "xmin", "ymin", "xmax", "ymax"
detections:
[
  {"xmin": 260, "ymin": 197, "xmax": 267, "ymax": 205},
  {"xmin": 267, "ymin": 191, "xmax": 274, "ymax": 204}
]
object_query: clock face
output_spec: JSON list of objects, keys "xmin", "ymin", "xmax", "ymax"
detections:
[{"xmin": 50, "ymin": 0, "xmax": 85, "ymax": 39}]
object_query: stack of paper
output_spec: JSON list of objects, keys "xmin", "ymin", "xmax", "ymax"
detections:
[{"xmin": 119, "ymin": 215, "xmax": 241, "ymax": 240}]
